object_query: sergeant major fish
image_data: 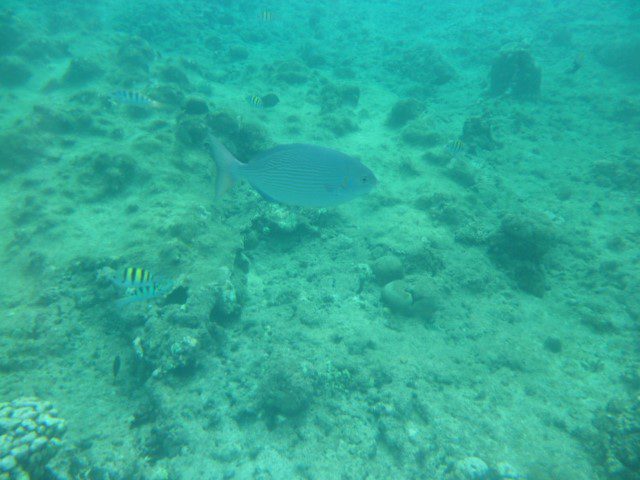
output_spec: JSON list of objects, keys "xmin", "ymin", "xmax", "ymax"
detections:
[
  {"xmin": 110, "ymin": 90, "xmax": 160, "ymax": 108},
  {"xmin": 205, "ymin": 136, "xmax": 377, "ymax": 208},
  {"xmin": 112, "ymin": 267, "xmax": 173, "ymax": 307},
  {"xmin": 246, "ymin": 95, "xmax": 264, "ymax": 109}
]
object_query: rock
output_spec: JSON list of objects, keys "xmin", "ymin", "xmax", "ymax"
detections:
[
  {"xmin": 206, "ymin": 111, "xmax": 241, "ymax": 138},
  {"xmin": 452, "ymin": 456, "xmax": 489, "ymax": 480},
  {"xmin": 262, "ymin": 93, "xmax": 279, "ymax": 108},
  {"xmin": 271, "ymin": 61, "xmax": 309, "ymax": 85},
  {"xmin": 490, "ymin": 48, "xmax": 541, "ymax": 98},
  {"xmin": 116, "ymin": 37, "xmax": 155, "ymax": 73},
  {"xmin": 386, "ymin": 44, "xmax": 454, "ymax": 90},
  {"xmin": 0, "ymin": 131, "xmax": 42, "ymax": 173},
  {"xmin": 17, "ymin": 38, "xmax": 68, "ymax": 61},
  {"xmin": 175, "ymin": 116, "xmax": 208, "ymax": 147},
  {"xmin": 258, "ymin": 358, "xmax": 313, "ymax": 419},
  {"xmin": 318, "ymin": 82, "xmax": 360, "ymax": 114},
  {"xmin": 408, "ymin": 278, "xmax": 440, "ymax": 323},
  {"xmin": 148, "ymin": 83, "xmax": 184, "ymax": 107},
  {"xmin": 592, "ymin": 398, "xmax": 640, "ymax": 478},
  {"xmin": 495, "ymin": 462, "xmax": 525, "ymax": 479},
  {"xmin": 371, "ymin": 255, "xmax": 403, "ymax": 285},
  {"xmin": 61, "ymin": 58, "xmax": 103, "ymax": 86},
  {"xmin": 159, "ymin": 65, "xmax": 190, "ymax": 87},
  {"xmin": 386, "ymin": 99, "xmax": 422, "ymax": 128},
  {"xmin": 401, "ymin": 121, "xmax": 440, "ymax": 147},
  {"xmin": 461, "ymin": 116, "xmax": 500, "ymax": 152},
  {"xmin": 320, "ymin": 114, "xmax": 359, "ymax": 137},
  {"xmin": 381, "ymin": 280, "xmax": 413, "ymax": 315},
  {"xmin": 489, "ymin": 212, "xmax": 556, "ymax": 296},
  {"xmin": 227, "ymin": 45, "xmax": 248, "ymax": 62},
  {"xmin": 75, "ymin": 152, "xmax": 139, "ymax": 200},
  {"xmin": 543, "ymin": 336, "xmax": 562, "ymax": 353},
  {"xmin": 0, "ymin": 58, "xmax": 32, "ymax": 87},
  {"xmin": 183, "ymin": 97, "xmax": 209, "ymax": 115},
  {"xmin": 490, "ymin": 213, "xmax": 555, "ymax": 264}
]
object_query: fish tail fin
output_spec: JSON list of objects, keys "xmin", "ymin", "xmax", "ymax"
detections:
[{"xmin": 205, "ymin": 135, "xmax": 242, "ymax": 198}]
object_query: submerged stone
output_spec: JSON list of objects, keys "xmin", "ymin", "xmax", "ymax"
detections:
[
  {"xmin": 0, "ymin": 58, "xmax": 32, "ymax": 87},
  {"xmin": 371, "ymin": 255, "xmax": 404, "ymax": 285},
  {"xmin": 61, "ymin": 58, "xmax": 103, "ymax": 86},
  {"xmin": 381, "ymin": 280, "xmax": 413, "ymax": 315},
  {"xmin": 490, "ymin": 49, "xmax": 541, "ymax": 98},
  {"xmin": 386, "ymin": 99, "xmax": 422, "ymax": 128},
  {"xmin": 183, "ymin": 97, "xmax": 209, "ymax": 115}
]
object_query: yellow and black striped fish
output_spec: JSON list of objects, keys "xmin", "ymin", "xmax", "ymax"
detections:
[
  {"xmin": 246, "ymin": 94, "xmax": 264, "ymax": 109},
  {"xmin": 259, "ymin": 9, "xmax": 273, "ymax": 22},
  {"xmin": 119, "ymin": 267, "xmax": 153, "ymax": 287},
  {"xmin": 112, "ymin": 267, "xmax": 173, "ymax": 307}
]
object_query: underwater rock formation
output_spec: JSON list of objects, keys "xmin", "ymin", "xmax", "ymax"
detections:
[
  {"xmin": 258, "ymin": 357, "xmax": 314, "ymax": 422},
  {"xmin": 61, "ymin": 58, "xmax": 103, "ymax": 86},
  {"xmin": 386, "ymin": 44, "xmax": 455, "ymax": 92},
  {"xmin": 451, "ymin": 456, "xmax": 489, "ymax": 479},
  {"xmin": 591, "ymin": 398, "xmax": 640, "ymax": 479},
  {"xmin": 401, "ymin": 119, "xmax": 441, "ymax": 148},
  {"xmin": 0, "ymin": 398, "xmax": 66, "ymax": 479},
  {"xmin": 386, "ymin": 99, "xmax": 422, "ymax": 129},
  {"xmin": 489, "ymin": 212, "xmax": 556, "ymax": 296},
  {"xmin": 489, "ymin": 48, "xmax": 541, "ymax": 98},
  {"xmin": 381, "ymin": 276, "xmax": 440, "ymax": 322},
  {"xmin": 317, "ymin": 81, "xmax": 360, "ymax": 114},
  {"xmin": 0, "ymin": 58, "xmax": 31, "ymax": 87},
  {"xmin": 159, "ymin": 64, "xmax": 190, "ymax": 88},
  {"xmin": 115, "ymin": 36, "xmax": 155, "ymax": 73},
  {"xmin": 182, "ymin": 97, "xmax": 209, "ymax": 115},
  {"xmin": 461, "ymin": 116, "xmax": 500, "ymax": 152},
  {"xmin": 371, "ymin": 254, "xmax": 404, "ymax": 285}
]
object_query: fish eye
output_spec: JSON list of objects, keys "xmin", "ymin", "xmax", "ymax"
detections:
[{"xmin": 361, "ymin": 176, "xmax": 368, "ymax": 183}]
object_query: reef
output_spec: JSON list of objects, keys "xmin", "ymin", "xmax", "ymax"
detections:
[
  {"xmin": 0, "ymin": 398, "xmax": 66, "ymax": 479},
  {"xmin": 489, "ymin": 48, "xmax": 541, "ymax": 98},
  {"xmin": 385, "ymin": 44, "xmax": 455, "ymax": 92},
  {"xmin": 380, "ymin": 275, "xmax": 441, "ymax": 323},
  {"xmin": 317, "ymin": 81, "xmax": 360, "ymax": 114},
  {"xmin": 401, "ymin": 119, "xmax": 441, "ymax": 148},
  {"xmin": 488, "ymin": 212, "xmax": 556, "ymax": 296},
  {"xmin": 590, "ymin": 398, "xmax": 640, "ymax": 479},
  {"xmin": 461, "ymin": 116, "xmax": 500, "ymax": 152},
  {"xmin": 386, "ymin": 99, "xmax": 423, "ymax": 129}
]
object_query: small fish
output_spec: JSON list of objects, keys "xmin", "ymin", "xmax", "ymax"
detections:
[
  {"xmin": 259, "ymin": 9, "xmax": 273, "ymax": 22},
  {"xmin": 205, "ymin": 136, "xmax": 377, "ymax": 208},
  {"xmin": 113, "ymin": 355, "xmax": 121, "ymax": 380},
  {"xmin": 110, "ymin": 90, "xmax": 160, "ymax": 108},
  {"xmin": 112, "ymin": 267, "xmax": 173, "ymax": 307},
  {"xmin": 246, "ymin": 95, "xmax": 264, "ymax": 109},
  {"xmin": 115, "ymin": 267, "xmax": 154, "ymax": 288},
  {"xmin": 444, "ymin": 139, "xmax": 465, "ymax": 156}
]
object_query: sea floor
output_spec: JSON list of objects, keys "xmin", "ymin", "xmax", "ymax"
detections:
[{"xmin": 0, "ymin": 1, "xmax": 639, "ymax": 479}]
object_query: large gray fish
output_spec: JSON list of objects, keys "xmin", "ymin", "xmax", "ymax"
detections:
[{"xmin": 206, "ymin": 136, "xmax": 377, "ymax": 207}]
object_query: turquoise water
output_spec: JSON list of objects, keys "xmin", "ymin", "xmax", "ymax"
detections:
[{"xmin": 0, "ymin": 1, "xmax": 639, "ymax": 479}]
